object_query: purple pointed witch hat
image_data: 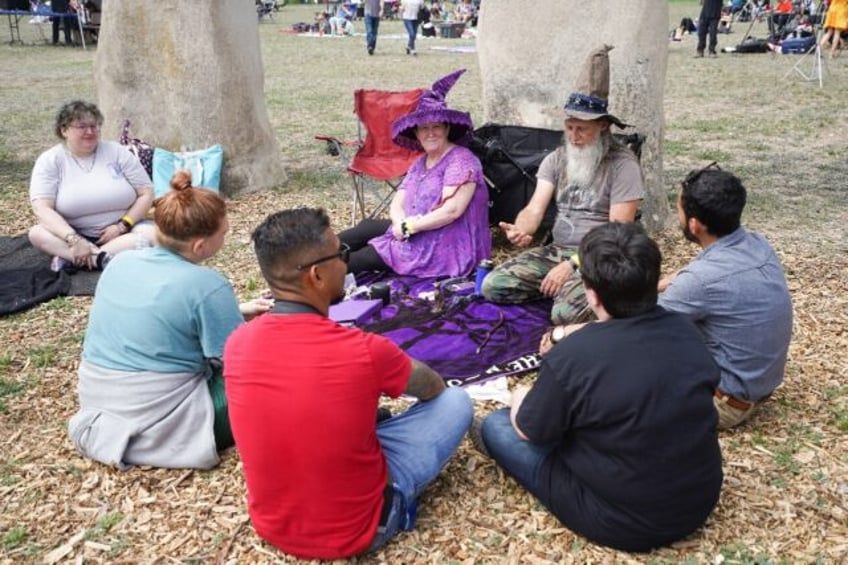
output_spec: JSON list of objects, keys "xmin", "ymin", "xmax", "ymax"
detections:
[{"xmin": 391, "ymin": 69, "xmax": 474, "ymax": 151}]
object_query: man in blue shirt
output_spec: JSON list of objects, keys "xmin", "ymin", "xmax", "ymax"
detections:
[{"xmin": 659, "ymin": 165, "xmax": 793, "ymax": 429}]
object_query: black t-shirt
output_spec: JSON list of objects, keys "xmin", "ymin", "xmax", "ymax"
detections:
[
  {"xmin": 701, "ymin": 0, "xmax": 724, "ymax": 19},
  {"xmin": 517, "ymin": 306, "xmax": 723, "ymax": 552}
]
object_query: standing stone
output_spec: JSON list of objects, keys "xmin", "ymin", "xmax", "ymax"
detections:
[
  {"xmin": 477, "ymin": 1, "xmax": 669, "ymax": 231},
  {"xmin": 94, "ymin": 1, "xmax": 285, "ymax": 196}
]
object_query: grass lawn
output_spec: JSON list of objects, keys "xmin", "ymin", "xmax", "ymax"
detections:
[{"xmin": 1, "ymin": 2, "xmax": 847, "ymax": 563}]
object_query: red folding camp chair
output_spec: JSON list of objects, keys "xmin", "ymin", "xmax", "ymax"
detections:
[{"xmin": 317, "ymin": 88, "xmax": 424, "ymax": 226}]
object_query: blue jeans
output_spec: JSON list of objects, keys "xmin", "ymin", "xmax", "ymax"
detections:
[
  {"xmin": 403, "ymin": 19, "xmax": 419, "ymax": 51},
  {"xmin": 364, "ymin": 15, "xmax": 380, "ymax": 50},
  {"xmin": 367, "ymin": 387, "xmax": 473, "ymax": 552},
  {"xmin": 480, "ymin": 408, "xmax": 556, "ymax": 498}
]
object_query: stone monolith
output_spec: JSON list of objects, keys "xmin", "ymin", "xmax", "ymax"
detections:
[
  {"xmin": 94, "ymin": 1, "xmax": 285, "ymax": 196},
  {"xmin": 477, "ymin": 1, "xmax": 669, "ymax": 230}
]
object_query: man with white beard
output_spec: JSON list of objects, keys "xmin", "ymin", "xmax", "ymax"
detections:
[{"xmin": 482, "ymin": 45, "xmax": 644, "ymax": 327}]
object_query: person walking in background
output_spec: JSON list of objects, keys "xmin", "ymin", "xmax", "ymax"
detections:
[
  {"xmin": 51, "ymin": 0, "xmax": 73, "ymax": 45},
  {"xmin": 821, "ymin": 0, "xmax": 848, "ymax": 58},
  {"xmin": 696, "ymin": 0, "xmax": 723, "ymax": 57},
  {"xmin": 400, "ymin": 0, "xmax": 425, "ymax": 55},
  {"xmin": 364, "ymin": 0, "xmax": 384, "ymax": 55}
]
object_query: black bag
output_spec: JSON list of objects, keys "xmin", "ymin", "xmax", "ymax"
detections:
[
  {"xmin": 469, "ymin": 124, "xmax": 563, "ymax": 228},
  {"xmin": 417, "ymin": 4, "xmax": 430, "ymax": 23},
  {"xmin": 734, "ymin": 38, "xmax": 770, "ymax": 53}
]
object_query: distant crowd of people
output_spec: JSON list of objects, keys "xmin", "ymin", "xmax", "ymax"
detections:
[{"xmin": 673, "ymin": 0, "xmax": 846, "ymax": 58}]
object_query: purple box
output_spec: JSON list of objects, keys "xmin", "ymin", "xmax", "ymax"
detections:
[{"xmin": 328, "ymin": 299, "xmax": 383, "ymax": 326}]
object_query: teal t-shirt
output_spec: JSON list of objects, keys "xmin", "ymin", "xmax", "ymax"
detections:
[{"xmin": 83, "ymin": 247, "xmax": 243, "ymax": 373}]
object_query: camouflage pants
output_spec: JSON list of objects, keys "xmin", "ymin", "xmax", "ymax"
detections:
[{"xmin": 481, "ymin": 244, "xmax": 594, "ymax": 325}]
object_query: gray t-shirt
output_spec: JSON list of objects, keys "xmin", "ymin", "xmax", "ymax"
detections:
[
  {"xmin": 30, "ymin": 141, "xmax": 152, "ymax": 239},
  {"xmin": 537, "ymin": 142, "xmax": 643, "ymax": 248},
  {"xmin": 363, "ymin": 0, "xmax": 382, "ymax": 17}
]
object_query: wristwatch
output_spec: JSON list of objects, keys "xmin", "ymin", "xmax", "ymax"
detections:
[{"xmin": 550, "ymin": 325, "xmax": 566, "ymax": 344}]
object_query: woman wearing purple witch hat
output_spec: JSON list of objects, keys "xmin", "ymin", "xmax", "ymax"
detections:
[{"xmin": 339, "ymin": 69, "xmax": 491, "ymax": 278}]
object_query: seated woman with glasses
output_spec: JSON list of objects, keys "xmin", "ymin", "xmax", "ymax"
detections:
[
  {"xmin": 338, "ymin": 69, "xmax": 490, "ymax": 278},
  {"xmin": 68, "ymin": 171, "xmax": 272, "ymax": 470},
  {"xmin": 28, "ymin": 100, "xmax": 157, "ymax": 272}
]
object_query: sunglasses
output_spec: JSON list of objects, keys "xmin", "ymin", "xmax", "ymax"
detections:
[
  {"xmin": 682, "ymin": 161, "xmax": 721, "ymax": 189},
  {"xmin": 296, "ymin": 242, "xmax": 350, "ymax": 271}
]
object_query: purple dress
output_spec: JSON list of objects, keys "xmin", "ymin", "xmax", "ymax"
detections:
[{"xmin": 369, "ymin": 145, "xmax": 490, "ymax": 277}]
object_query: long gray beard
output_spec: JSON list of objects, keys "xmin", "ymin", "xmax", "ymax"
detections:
[{"xmin": 565, "ymin": 135, "xmax": 605, "ymax": 190}]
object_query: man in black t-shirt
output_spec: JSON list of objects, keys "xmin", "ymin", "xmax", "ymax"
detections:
[{"xmin": 477, "ymin": 223, "xmax": 723, "ymax": 553}]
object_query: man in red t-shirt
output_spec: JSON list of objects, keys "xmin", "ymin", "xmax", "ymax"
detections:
[{"xmin": 224, "ymin": 207, "xmax": 472, "ymax": 560}]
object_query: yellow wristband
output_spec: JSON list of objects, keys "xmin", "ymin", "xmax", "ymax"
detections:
[
  {"xmin": 405, "ymin": 217, "xmax": 416, "ymax": 235},
  {"xmin": 569, "ymin": 253, "xmax": 580, "ymax": 268},
  {"xmin": 121, "ymin": 215, "xmax": 136, "ymax": 228}
]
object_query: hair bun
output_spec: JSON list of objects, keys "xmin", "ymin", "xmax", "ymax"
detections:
[{"xmin": 169, "ymin": 170, "xmax": 193, "ymax": 192}]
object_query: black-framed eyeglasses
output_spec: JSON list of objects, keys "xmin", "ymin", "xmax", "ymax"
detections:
[
  {"xmin": 67, "ymin": 123, "xmax": 101, "ymax": 132},
  {"xmin": 296, "ymin": 242, "xmax": 350, "ymax": 271},
  {"xmin": 682, "ymin": 161, "xmax": 721, "ymax": 189}
]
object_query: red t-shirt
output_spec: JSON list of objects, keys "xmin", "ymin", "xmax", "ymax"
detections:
[
  {"xmin": 223, "ymin": 313, "xmax": 411, "ymax": 559},
  {"xmin": 776, "ymin": 0, "xmax": 793, "ymax": 13}
]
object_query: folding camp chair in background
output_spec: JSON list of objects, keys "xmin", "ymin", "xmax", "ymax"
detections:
[{"xmin": 316, "ymin": 88, "xmax": 424, "ymax": 226}]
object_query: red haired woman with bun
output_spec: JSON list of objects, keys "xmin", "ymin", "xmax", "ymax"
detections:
[{"xmin": 69, "ymin": 171, "xmax": 271, "ymax": 470}]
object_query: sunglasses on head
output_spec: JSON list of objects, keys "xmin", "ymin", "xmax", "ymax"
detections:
[
  {"xmin": 296, "ymin": 242, "xmax": 351, "ymax": 271},
  {"xmin": 682, "ymin": 161, "xmax": 721, "ymax": 189}
]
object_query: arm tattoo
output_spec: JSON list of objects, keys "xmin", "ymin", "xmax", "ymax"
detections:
[{"xmin": 404, "ymin": 359, "xmax": 446, "ymax": 401}]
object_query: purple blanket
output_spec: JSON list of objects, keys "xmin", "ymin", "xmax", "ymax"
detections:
[{"xmin": 357, "ymin": 275, "xmax": 551, "ymax": 387}]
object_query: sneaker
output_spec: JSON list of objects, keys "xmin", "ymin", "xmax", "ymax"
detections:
[
  {"xmin": 49, "ymin": 256, "xmax": 72, "ymax": 272},
  {"xmin": 406, "ymin": 46, "xmax": 410, "ymax": 55},
  {"xmin": 469, "ymin": 415, "xmax": 490, "ymax": 457},
  {"xmin": 367, "ymin": 46, "xmax": 374, "ymax": 55},
  {"xmin": 95, "ymin": 251, "xmax": 113, "ymax": 270},
  {"xmin": 709, "ymin": 51, "xmax": 718, "ymax": 58}
]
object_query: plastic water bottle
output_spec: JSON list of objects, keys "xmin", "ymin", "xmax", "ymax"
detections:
[{"xmin": 474, "ymin": 259, "xmax": 494, "ymax": 295}]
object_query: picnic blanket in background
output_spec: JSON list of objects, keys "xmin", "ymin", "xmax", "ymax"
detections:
[
  {"xmin": 355, "ymin": 273, "xmax": 551, "ymax": 388},
  {"xmin": 0, "ymin": 235, "xmax": 100, "ymax": 315}
]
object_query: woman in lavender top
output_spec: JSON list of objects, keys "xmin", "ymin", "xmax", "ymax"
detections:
[
  {"xmin": 29, "ymin": 100, "xmax": 156, "ymax": 271},
  {"xmin": 339, "ymin": 69, "xmax": 490, "ymax": 278}
]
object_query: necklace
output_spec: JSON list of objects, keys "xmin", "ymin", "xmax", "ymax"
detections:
[{"xmin": 67, "ymin": 145, "xmax": 97, "ymax": 173}]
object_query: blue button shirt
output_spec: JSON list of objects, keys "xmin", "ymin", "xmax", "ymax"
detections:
[{"xmin": 659, "ymin": 227, "xmax": 793, "ymax": 401}]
